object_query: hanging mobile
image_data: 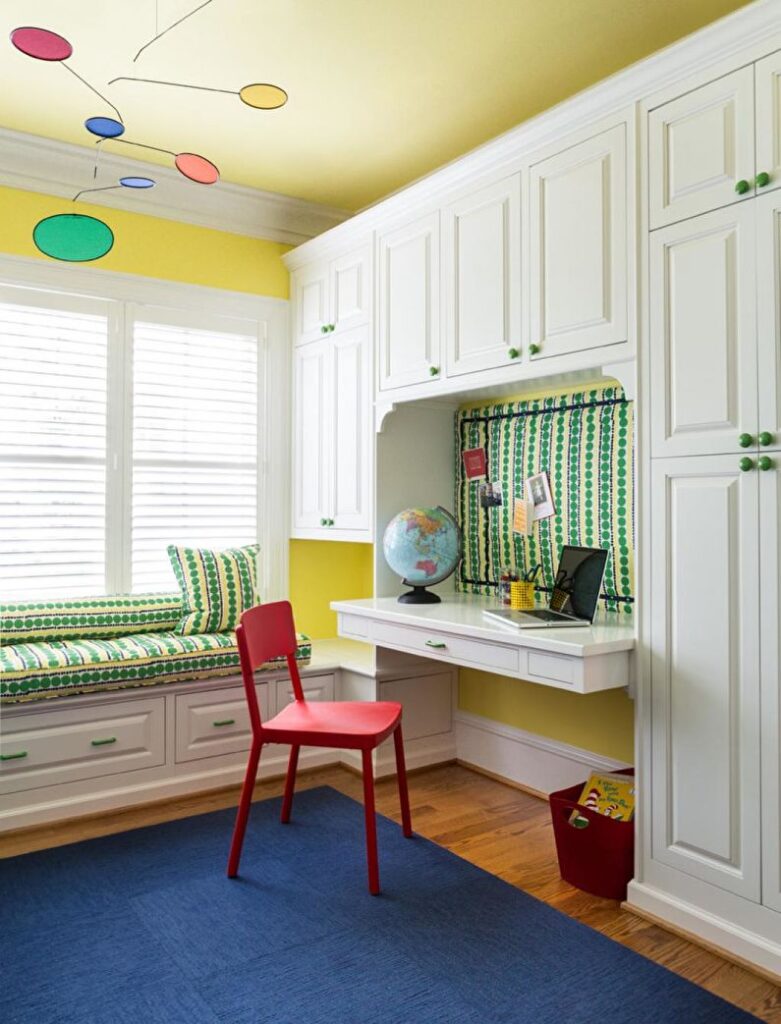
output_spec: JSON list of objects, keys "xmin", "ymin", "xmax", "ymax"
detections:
[{"xmin": 109, "ymin": 76, "xmax": 288, "ymax": 110}]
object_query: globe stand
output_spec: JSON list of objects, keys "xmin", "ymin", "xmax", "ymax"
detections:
[{"xmin": 398, "ymin": 584, "xmax": 441, "ymax": 605}]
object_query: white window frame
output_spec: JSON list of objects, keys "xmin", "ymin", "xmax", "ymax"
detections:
[{"xmin": 0, "ymin": 252, "xmax": 291, "ymax": 603}]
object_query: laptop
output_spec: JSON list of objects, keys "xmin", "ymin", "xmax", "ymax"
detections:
[{"xmin": 483, "ymin": 546, "xmax": 609, "ymax": 629}]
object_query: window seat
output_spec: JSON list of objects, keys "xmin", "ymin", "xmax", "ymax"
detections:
[{"xmin": 0, "ymin": 594, "xmax": 311, "ymax": 704}]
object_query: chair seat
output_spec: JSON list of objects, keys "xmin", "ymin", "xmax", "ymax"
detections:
[{"xmin": 261, "ymin": 699, "xmax": 402, "ymax": 750}]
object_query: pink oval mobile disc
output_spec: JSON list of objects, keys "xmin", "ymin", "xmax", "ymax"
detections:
[
  {"xmin": 174, "ymin": 152, "xmax": 219, "ymax": 185},
  {"xmin": 10, "ymin": 26, "xmax": 73, "ymax": 61}
]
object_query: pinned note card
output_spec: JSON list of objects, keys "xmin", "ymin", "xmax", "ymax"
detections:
[
  {"xmin": 512, "ymin": 497, "xmax": 533, "ymax": 535},
  {"xmin": 462, "ymin": 447, "xmax": 487, "ymax": 480}
]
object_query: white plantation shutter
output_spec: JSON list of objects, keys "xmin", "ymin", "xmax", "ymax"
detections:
[
  {"xmin": 0, "ymin": 292, "xmax": 110, "ymax": 600},
  {"xmin": 131, "ymin": 312, "xmax": 260, "ymax": 592}
]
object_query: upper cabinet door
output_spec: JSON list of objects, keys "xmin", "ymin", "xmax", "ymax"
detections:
[
  {"xmin": 293, "ymin": 263, "xmax": 329, "ymax": 345},
  {"xmin": 443, "ymin": 174, "xmax": 521, "ymax": 378},
  {"xmin": 528, "ymin": 124, "xmax": 627, "ymax": 361},
  {"xmin": 756, "ymin": 49, "xmax": 781, "ymax": 198},
  {"xmin": 378, "ymin": 211, "xmax": 441, "ymax": 391},
  {"xmin": 292, "ymin": 342, "xmax": 330, "ymax": 532},
  {"xmin": 650, "ymin": 454, "xmax": 761, "ymax": 902},
  {"xmin": 649, "ymin": 67, "xmax": 755, "ymax": 230},
  {"xmin": 330, "ymin": 245, "xmax": 371, "ymax": 333},
  {"xmin": 650, "ymin": 204, "xmax": 757, "ymax": 458},
  {"xmin": 330, "ymin": 326, "xmax": 372, "ymax": 532},
  {"xmin": 757, "ymin": 190, "xmax": 781, "ymax": 451}
]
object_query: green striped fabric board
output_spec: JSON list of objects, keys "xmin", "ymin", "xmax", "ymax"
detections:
[{"xmin": 455, "ymin": 384, "xmax": 634, "ymax": 615}]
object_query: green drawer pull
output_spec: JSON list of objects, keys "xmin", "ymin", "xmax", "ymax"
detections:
[
  {"xmin": 735, "ymin": 179, "xmax": 750, "ymax": 195},
  {"xmin": 429, "ymin": 365, "xmax": 440, "ymax": 376},
  {"xmin": 529, "ymin": 343, "xmax": 540, "ymax": 356},
  {"xmin": 91, "ymin": 737, "xmax": 117, "ymax": 747},
  {"xmin": 425, "ymin": 639, "xmax": 447, "ymax": 649},
  {"xmin": 0, "ymin": 750, "xmax": 28, "ymax": 761},
  {"xmin": 508, "ymin": 347, "xmax": 520, "ymax": 359},
  {"xmin": 756, "ymin": 171, "xmax": 771, "ymax": 188},
  {"xmin": 213, "ymin": 718, "xmax": 236, "ymax": 727}
]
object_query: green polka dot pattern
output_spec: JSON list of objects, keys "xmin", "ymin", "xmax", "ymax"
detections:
[
  {"xmin": 455, "ymin": 385, "xmax": 634, "ymax": 615},
  {"xmin": 167, "ymin": 544, "xmax": 259, "ymax": 636},
  {"xmin": 0, "ymin": 593, "xmax": 182, "ymax": 645}
]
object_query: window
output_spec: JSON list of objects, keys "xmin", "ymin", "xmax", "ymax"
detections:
[
  {"xmin": 0, "ymin": 277, "xmax": 281, "ymax": 604},
  {"xmin": 0, "ymin": 292, "xmax": 110, "ymax": 599}
]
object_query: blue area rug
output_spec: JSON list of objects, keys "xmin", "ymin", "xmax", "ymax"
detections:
[{"xmin": 0, "ymin": 786, "xmax": 759, "ymax": 1023}]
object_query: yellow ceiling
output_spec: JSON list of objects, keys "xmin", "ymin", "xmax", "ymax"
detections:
[{"xmin": 1, "ymin": 0, "xmax": 751, "ymax": 211}]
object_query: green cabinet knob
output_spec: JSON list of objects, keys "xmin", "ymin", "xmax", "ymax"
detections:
[
  {"xmin": 320, "ymin": 517, "xmax": 327, "ymax": 526},
  {"xmin": 759, "ymin": 456, "xmax": 774, "ymax": 471},
  {"xmin": 739, "ymin": 456, "xmax": 755, "ymax": 472},
  {"xmin": 738, "ymin": 433, "xmax": 754, "ymax": 448},
  {"xmin": 735, "ymin": 179, "xmax": 750, "ymax": 195},
  {"xmin": 429, "ymin": 366, "xmax": 439, "ymax": 376},
  {"xmin": 756, "ymin": 172, "xmax": 771, "ymax": 188},
  {"xmin": 508, "ymin": 347, "xmax": 520, "ymax": 359},
  {"xmin": 320, "ymin": 325, "xmax": 328, "ymax": 334},
  {"xmin": 330, "ymin": 324, "xmax": 336, "ymax": 332},
  {"xmin": 759, "ymin": 431, "xmax": 774, "ymax": 447},
  {"xmin": 529, "ymin": 343, "xmax": 540, "ymax": 356}
]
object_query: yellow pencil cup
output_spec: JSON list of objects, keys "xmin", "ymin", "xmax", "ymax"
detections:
[{"xmin": 510, "ymin": 581, "xmax": 535, "ymax": 610}]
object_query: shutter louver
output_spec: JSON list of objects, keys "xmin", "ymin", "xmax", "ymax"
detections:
[
  {"xmin": 131, "ymin": 319, "xmax": 259, "ymax": 592},
  {"xmin": 0, "ymin": 299, "xmax": 108, "ymax": 600}
]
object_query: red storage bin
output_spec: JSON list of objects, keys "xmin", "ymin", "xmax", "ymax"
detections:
[{"xmin": 549, "ymin": 768, "xmax": 635, "ymax": 900}]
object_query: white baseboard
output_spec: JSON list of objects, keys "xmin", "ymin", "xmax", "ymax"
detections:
[
  {"xmin": 454, "ymin": 710, "xmax": 629, "ymax": 794},
  {"xmin": 627, "ymin": 880, "xmax": 781, "ymax": 984}
]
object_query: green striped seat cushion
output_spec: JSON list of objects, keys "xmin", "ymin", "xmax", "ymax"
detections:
[
  {"xmin": 0, "ymin": 630, "xmax": 312, "ymax": 703},
  {"xmin": 168, "ymin": 544, "xmax": 259, "ymax": 635},
  {"xmin": 0, "ymin": 593, "xmax": 182, "ymax": 645}
]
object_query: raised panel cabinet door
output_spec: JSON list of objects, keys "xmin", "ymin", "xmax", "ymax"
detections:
[
  {"xmin": 649, "ymin": 66, "xmax": 755, "ymax": 230},
  {"xmin": 757, "ymin": 191, "xmax": 781, "ymax": 451},
  {"xmin": 330, "ymin": 325, "xmax": 372, "ymax": 533},
  {"xmin": 528, "ymin": 124, "xmax": 627, "ymax": 361},
  {"xmin": 650, "ymin": 455, "xmax": 760, "ymax": 901},
  {"xmin": 760, "ymin": 456, "xmax": 781, "ymax": 913},
  {"xmin": 293, "ymin": 263, "xmax": 329, "ymax": 345},
  {"xmin": 330, "ymin": 245, "xmax": 371, "ymax": 332},
  {"xmin": 292, "ymin": 342, "xmax": 331, "ymax": 532},
  {"xmin": 756, "ymin": 50, "xmax": 781, "ymax": 199},
  {"xmin": 444, "ymin": 174, "xmax": 521, "ymax": 377},
  {"xmin": 649, "ymin": 204, "xmax": 757, "ymax": 458},
  {"xmin": 378, "ymin": 211, "xmax": 441, "ymax": 390}
]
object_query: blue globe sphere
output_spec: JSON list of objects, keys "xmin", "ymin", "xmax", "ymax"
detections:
[{"xmin": 383, "ymin": 506, "xmax": 462, "ymax": 603}]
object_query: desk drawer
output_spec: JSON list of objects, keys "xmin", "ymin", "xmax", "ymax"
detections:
[
  {"xmin": 175, "ymin": 684, "xmax": 270, "ymax": 764},
  {"xmin": 275, "ymin": 673, "xmax": 335, "ymax": 710},
  {"xmin": 0, "ymin": 698, "xmax": 164, "ymax": 795},
  {"xmin": 372, "ymin": 620, "xmax": 518, "ymax": 674},
  {"xmin": 524, "ymin": 650, "xmax": 580, "ymax": 688}
]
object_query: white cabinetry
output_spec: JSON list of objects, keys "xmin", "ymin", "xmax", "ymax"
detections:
[
  {"xmin": 293, "ymin": 246, "xmax": 370, "ymax": 344},
  {"xmin": 757, "ymin": 189, "xmax": 781, "ymax": 449},
  {"xmin": 443, "ymin": 174, "xmax": 521, "ymax": 377},
  {"xmin": 756, "ymin": 49, "xmax": 781, "ymax": 199},
  {"xmin": 292, "ymin": 324, "xmax": 372, "ymax": 540},
  {"xmin": 760, "ymin": 454, "xmax": 781, "ymax": 914},
  {"xmin": 528, "ymin": 124, "xmax": 627, "ymax": 361},
  {"xmin": 378, "ymin": 211, "xmax": 441, "ymax": 390},
  {"xmin": 649, "ymin": 455, "xmax": 760, "ymax": 900}
]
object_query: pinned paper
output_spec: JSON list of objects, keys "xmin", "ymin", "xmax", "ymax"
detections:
[
  {"xmin": 462, "ymin": 447, "xmax": 487, "ymax": 480},
  {"xmin": 525, "ymin": 471, "xmax": 555, "ymax": 520},
  {"xmin": 512, "ymin": 498, "xmax": 533, "ymax": 536}
]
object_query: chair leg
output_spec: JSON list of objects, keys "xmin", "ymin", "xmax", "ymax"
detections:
[
  {"xmin": 393, "ymin": 724, "xmax": 413, "ymax": 838},
  {"xmin": 227, "ymin": 740, "xmax": 263, "ymax": 878},
  {"xmin": 280, "ymin": 744, "xmax": 299, "ymax": 824},
  {"xmin": 362, "ymin": 749, "xmax": 380, "ymax": 895}
]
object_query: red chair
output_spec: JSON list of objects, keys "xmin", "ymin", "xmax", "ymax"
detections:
[{"xmin": 227, "ymin": 601, "xmax": 412, "ymax": 894}]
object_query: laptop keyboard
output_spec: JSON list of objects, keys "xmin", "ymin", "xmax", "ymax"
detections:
[{"xmin": 527, "ymin": 609, "xmax": 573, "ymax": 621}]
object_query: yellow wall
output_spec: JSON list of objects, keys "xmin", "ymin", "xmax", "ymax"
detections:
[
  {"xmin": 289, "ymin": 540, "xmax": 374, "ymax": 639},
  {"xmin": 0, "ymin": 185, "xmax": 289, "ymax": 298}
]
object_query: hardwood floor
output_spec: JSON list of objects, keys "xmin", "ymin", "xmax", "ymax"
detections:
[{"xmin": 2, "ymin": 762, "xmax": 780, "ymax": 1021}]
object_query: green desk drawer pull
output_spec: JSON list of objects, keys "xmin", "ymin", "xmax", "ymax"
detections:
[
  {"xmin": 213, "ymin": 718, "xmax": 236, "ymax": 728},
  {"xmin": 1, "ymin": 750, "xmax": 28, "ymax": 761},
  {"xmin": 756, "ymin": 171, "xmax": 771, "ymax": 188},
  {"xmin": 425, "ymin": 639, "xmax": 447, "ymax": 649},
  {"xmin": 90, "ymin": 736, "xmax": 117, "ymax": 747},
  {"xmin": 735, "ymin": 179, "xmax": 750, "ymax": 195}
]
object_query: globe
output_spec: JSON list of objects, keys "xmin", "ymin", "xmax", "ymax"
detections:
[{"xmin": 382, "ymin": 506, "xmax": 463, "ymax": 604}]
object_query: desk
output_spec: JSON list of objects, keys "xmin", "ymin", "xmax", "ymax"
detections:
[{"xmin": 331, "ymin": 593, "xmax": 635, "ymax": 694}]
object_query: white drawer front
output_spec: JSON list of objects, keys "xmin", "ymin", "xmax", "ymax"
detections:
[
  {"xmin": 275, "ymin": 673, "xmax": 335, "ymax": 710},
  {"xmin": 371, "ymin": 620, "xmax": 518, "ymax": 674},
  {"xmin": 523, "ymin": 650, "xmax": 580, "ymax": 688},
  {"xmin": 0, "ymin": 698, "xmax": 164, "ymax": 794},
  {"xmin": 175, "ymin": 684, "xmax": 269, "ymax": 764}
]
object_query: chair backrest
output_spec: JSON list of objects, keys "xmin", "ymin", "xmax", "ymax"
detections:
[{"xmin": 236, "ymin": 601, "xmax": 305, "ymax": 733}]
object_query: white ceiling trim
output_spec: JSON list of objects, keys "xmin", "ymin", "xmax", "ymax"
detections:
[{"xmin": 0, "ymin": 126, "xmax": 350, "ymax": 246}]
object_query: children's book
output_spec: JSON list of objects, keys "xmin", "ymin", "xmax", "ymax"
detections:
[{"xmin": 571, "ymin": 772, "xmax": 635, "ymax": 824}]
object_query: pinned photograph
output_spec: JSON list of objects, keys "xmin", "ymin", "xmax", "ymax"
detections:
[
  {"xmin": 479, "ymin": 481, "xmax": 503, "ymax": 508},
  {"xmin": 525, "ymin": 471, "xmax": 555, "ymax": 520}
]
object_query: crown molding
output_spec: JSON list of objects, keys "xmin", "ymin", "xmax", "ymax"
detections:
[
  {"xmin": 284, "ymin": 0, "xmax": 781, "ymax": 269},
  {"xmin": 0, "ymin": 126, "xmax": 351, "ymax": 246}
]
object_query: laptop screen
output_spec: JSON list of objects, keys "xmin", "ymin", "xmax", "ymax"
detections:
[{"xmin": 549, "ymin": 546, "xmax": 609, "ymax": 621}]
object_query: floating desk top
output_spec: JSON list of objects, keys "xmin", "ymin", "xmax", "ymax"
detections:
[{"xmin": 331, "ymin": 594, "xmax": 635, "ymax": 694}]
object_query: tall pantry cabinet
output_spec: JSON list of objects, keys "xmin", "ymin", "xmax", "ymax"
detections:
[{"xmin": 639, "ymin": 50, "xmax": 781, "ymax": 956}]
